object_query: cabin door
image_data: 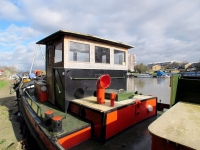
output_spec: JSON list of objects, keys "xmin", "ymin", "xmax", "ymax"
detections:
[
  {"xmin": 54, "ymin": 68, "xmax": 65, "ymax": 111},
  {"xmin": 46, "ymin": 45, "xmax": 55, "ymax": 104}
]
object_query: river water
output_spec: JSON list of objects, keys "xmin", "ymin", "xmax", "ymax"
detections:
[{"xmin": 127, "ymin": 77, "xmax": 170, "ymax": 104}]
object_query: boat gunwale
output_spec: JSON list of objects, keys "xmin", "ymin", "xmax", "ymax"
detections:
[{"xmin": 20, "ymin": 87, "xmax": 93, "ymax": 149}]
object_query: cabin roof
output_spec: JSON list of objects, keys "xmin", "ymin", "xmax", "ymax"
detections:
[{"xmin": 36, "ymin": 30, "xmax": 134, "ymax": 49}]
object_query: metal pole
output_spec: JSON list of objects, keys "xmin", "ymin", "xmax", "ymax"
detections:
[
  {"xmin": 39, "ymin": 44, "xmax": 45, "ymax": 62},
  {"xmin": 29, "ymin": 45, "xmax": 38, "ymax": 75}
]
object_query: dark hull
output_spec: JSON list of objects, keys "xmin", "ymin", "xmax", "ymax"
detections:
[
  {"xmin": 19, "ymin": 87, "xmax": 91, "ymax": 150},
  {"xmin": 19, "ymin": 94, "xmax": 62, "ymax": 150},
  {"xmin": 19, "ymin": 85, "xmax": 158, "ymax": 149},
  {"xmin": 53, "ymin": 68, "xmax": 127, "ymax": 112}
]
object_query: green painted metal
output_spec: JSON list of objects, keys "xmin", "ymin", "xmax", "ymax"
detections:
[
  {"xmin": 170, "ymin": 74, "xmax": 180, "ymax": 106},
  {"xmin": 105, "ymin": 89, "xmax": 133, "ymax": 101},
  {"xmin": 176, "ymin": 78, "xmax": 200, "ymax": 104},
  {"xmin": 25, "ymin": 92, "xmax": 90, "ymax": 137},
  {"xmin": 152, "ymin": 72, "xmax": 157, "ymax": 77}
]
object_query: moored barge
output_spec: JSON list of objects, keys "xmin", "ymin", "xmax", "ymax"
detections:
[
  {"xmin": 149, "ymin": 75, "xmax": 200, "ymax": 150},
  {"xmin": 17, "ymin": 30, "xmax": 158, "ymax": 149}
]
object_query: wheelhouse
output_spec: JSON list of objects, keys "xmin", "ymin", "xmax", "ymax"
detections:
[
  {"xmin": 37, "ymin": 30, "xmax": 134, "ymax": 112},
  {"xmin": 18, "ymin": 30, "xmax": 158, "ymax": 149}
]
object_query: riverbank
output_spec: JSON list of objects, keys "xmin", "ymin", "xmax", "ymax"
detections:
[{"xmin": 0, "ymin": 79, "xmax": 21, "ymax": 150}]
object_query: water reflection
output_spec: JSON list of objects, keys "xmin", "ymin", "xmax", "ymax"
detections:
[
  {"xmin": 127, "ymin": 77, "xmax": 170, "ymax": 104},
  {"xmin": 157, "ymin": 77, "xmax": 170, "ymax": 85},
  {"xmin": 127, "ymin": 77, "xmax": 135, "ymax": 92},
  {"xmin": 135, "ymin": 79, "xmax": 145, "ymax": 89}
]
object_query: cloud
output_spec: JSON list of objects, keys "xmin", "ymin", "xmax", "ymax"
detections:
[
  {"xmin": 0, "ymin": 43, "xmax": 45, "ymax": 71},
  {"xmin": 0, "ymin": 24, "xmax": 41, "ymax": 51},
  {"xmin": 0, "ymin": 0, "xmax": 25, "ymax": 21},
  {"xmin": 0, "ymin": 0, "xmax": 200, "ymax": 71},
  {"xmin": 0, "ymin": 24, "xmax": 45, "ymax": 71},
  {"xmin": 126, "ymin": 0, "xmax": 200, "ymax": 64}
]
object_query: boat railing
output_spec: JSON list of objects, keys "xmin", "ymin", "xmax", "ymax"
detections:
[
  {"xmin": 25, "ymin": 90, "xmax": 42, "ymax": 117},
  {"xmin": 55, "ymin": 141, "xmax": 65, "ymax": 150}
]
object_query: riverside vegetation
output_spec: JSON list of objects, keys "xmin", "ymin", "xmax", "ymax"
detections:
[{"xmin": 0, "ymin": 79, "xmax": 22, "ymax": 150}]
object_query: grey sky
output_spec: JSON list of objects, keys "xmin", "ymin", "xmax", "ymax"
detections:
[{"xmin": 0, "ymin": 0, "xmax": 200, "ymax": 71}]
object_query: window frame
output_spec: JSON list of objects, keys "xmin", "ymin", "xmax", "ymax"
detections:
[
  {"xmin": 114, "ymin": 49, "xmax": 126, "ymax": 65},
  {"xmin": 94, "ymin": 45, "xmax": 110, "ymax": 64},
  {"xmin": 54, "ymin": 42, "xmax": 63, "ymax": 64},
  {"xmin": 69, "ymin": 41, "xmax": 90, "ymax": 63}
]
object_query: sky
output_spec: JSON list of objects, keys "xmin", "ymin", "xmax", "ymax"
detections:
[{"xmin": 0, "ymin": 0, "xmax": 200, "ymax": 71}]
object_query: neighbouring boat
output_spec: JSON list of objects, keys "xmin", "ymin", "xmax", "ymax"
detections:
[
  {"xmin": 126, "ymin": 72, "xmax": 134, "ymax": 77},
  {"xmin": 181, "ymin": 71, "xmax": 200, "ymax": 76},
  {"xmin": 14, "ymin": 30, "xmax": 171, "ymax": 150},
  {"xmin": 156, "ymin": 70, "xmax": 170, "ymax": 78},
  {"xmin": 157, "ymin": 74, "xmax": 170, "ymax": 78},
  {"xmin": 14, "ymin": 30, "xmax": 199, "ymax": 150},
  {"xmin": 149, "ymin": 74, "xmax": 200, "ymax": 149},
  {"xmin": 136, "ymin": 73, "xmax": 153, "ymax": 78}
]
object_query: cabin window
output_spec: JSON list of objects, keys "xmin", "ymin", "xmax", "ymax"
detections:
[
  {"xmin": 70, "ymin": 42, "xmax": 90, "ymax": 62},
  {"xmin": 55, "ymin": 43, "xmax": 62, "ymax": 63},
  {"xmin": 47, "ymin": 45, "xmax": 52, "ymax": 65},
  {"xmin": 48, "ymin": 50, "xmax": 51, "ymax": 65},
  {"xmin": 95, "ymin": 46, "xmax": 110, "ymax": 64},
  {"xmin": 114, "ymin": 50, "xmax": 125, "ymax": 65}
]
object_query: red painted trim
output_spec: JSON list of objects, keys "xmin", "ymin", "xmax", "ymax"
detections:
[
  {"xmin": 106, "ymin": 104, "xmax": 136, "ymax": 139},
  {"xmin": 69, "ymin": 103, "xmax": 79, "ymax": 115},
  {"xmin": 70, "ymin": 98, "xmax": 157, "ymax": 142},
  {"xmin": 52, "ymin": 116, "xmax": 62, "ymax": 121},
  {"xmin": 58, "ymin": 127, "xmax": 91, "ymax": 149},
  {"xmin": 106, "ymin": 98, "xmax": 157, "ymax": 139},
  {"xmin": 22, "ymin": 100, "xmax": 57, "ymax": 150},
  {"xmin": 45, "ymin": 110, "xmax": 54, "ymax": 115},
  {"xmin": 35, "ymin": 83, "xmax": 47, "ymax": 102},
  {"xmin": 151, "ymin": 135, "xmax": 193, "ymax": 150},
  {"xmin": 69, "ymin": 103, "xmax": 103, "ymax": 139}
]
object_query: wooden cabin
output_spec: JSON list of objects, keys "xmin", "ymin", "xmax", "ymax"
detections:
[{"xmin": 37, "ymin": 30, "xmax": 134, "ymax": 112}]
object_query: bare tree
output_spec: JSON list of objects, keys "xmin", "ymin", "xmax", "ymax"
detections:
[
  {"xmin": 134, "ymin": 63, "xmax": 148, "ymax": 73},
  {"xmin": 1, "ymin": 66, "xmax": 17, "ymax": 75},
  {"xmin": 3, "ymin": 70, "xmax": 11, "ymax": 78}
]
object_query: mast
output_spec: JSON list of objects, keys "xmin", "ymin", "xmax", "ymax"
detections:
[{"xmin": 29, "ymin": 45, "xmax": 45, "ymax": 75}]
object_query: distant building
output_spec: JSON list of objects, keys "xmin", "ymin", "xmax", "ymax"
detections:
[
  {"xmin": 0, "ymin": 70, "xmax": 4, "ymax": 75},
  {"xmin": 148, "ymin": 61, "xmax": 173, "ymax": 67},
  {"xmin": 0, "ymin": 70, "xmax": 4, "ymax": 78},
  {"xmin": 181, "ymin": 63, "xmax": 191, "ymax": 69},
  {"xmin": 186, "ymin": 62, "xmax": 200, "ymax": 71},
  {"xmin": 128, "ymin": 54, "xmax": 136, "ymax": 72},
  {"xmin": 160, "ymin": 61, "xmax": 174, "ymax": 67},
  {"xmin": 152, "ymin": 65, "xmax": 161, "ymax": 71}
]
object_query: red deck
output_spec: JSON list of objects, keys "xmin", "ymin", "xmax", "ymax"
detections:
[{"xmin": 69, "ymin": 95, "xmax": 157, "ymax": 142}]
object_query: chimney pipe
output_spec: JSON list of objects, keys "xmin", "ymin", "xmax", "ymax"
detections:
[{"xmin": 96, "ymin": 74, "xmax": 111, "ymax": 104}]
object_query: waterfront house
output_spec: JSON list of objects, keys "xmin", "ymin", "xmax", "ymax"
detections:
[
  {"xmin": 186, "ymin": 62, "xmax": 200, "ymax": 71},
  {"xmin": 0, "ymin": 70, "xmax": 4, "ymax": 78},
  {"xmin": 152, "ymin": 65, "xmax": 161, "ymax": 71}
]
